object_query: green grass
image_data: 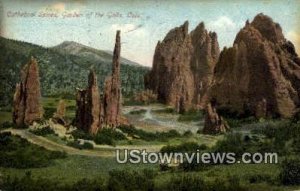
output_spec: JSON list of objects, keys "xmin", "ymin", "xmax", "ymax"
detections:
[
  {"xmin": 0, "ymin": 111, "xmax": 12, "ymax": 123},
  {"xmin": 129, "ymin": 109, "xmax": 147, "ymax": 115},
  {"xmin": 0, "ymin": 155, "xmax": 157, "ymax": 184},
  {"xmin": 0, "ymin": 132, "xmax": 66, "ymax": 169},
  {"xmin": 177, "ymin": 109, "xmax": 204, "ymax": 122}
]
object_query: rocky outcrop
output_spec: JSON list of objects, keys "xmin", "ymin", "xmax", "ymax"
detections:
[
  {"xmin": 190, "ymin": 23, "xmax": 220, "ymax": 107},
  {"xmin": 103, "ymin": 30, "xmax": 122, "ymax": 127},
  {"xmin": 75, "ymin": 70, "xmax": 101, "ymax": 134},
  {"xmin": 13, "ymin": 57, "xmax": 43, "ymax": 127},
  {"xmin": 210, "ymin": 13, "xmax": 300, "ymax": 118},
  {"xmin": 203, "ymin": 101, "xmax": 229, "ymax": 134},
  {"xmin": 145, "ymin": 21, "xmax": 219, "ymax": 112},
  {"xmin": 75, "ymin": 31, "xmax": 124, "ymax": 132},
  {"xmin": 53, "ymin": 99, "xmax": 67, "ymax": 125}
]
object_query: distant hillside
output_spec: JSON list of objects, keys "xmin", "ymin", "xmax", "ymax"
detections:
[
  {"xmin": 52, "ymin": 41, "xmax": 140, "ymax": 66},
  {"xmin": 0, "ymin": 36, "xmax": 150, "ymax": 107}
]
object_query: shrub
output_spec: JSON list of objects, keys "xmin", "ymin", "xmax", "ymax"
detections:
[
  {"xmin": 43, "ymin": 107, "xmax": 56, "ymax": 119},
  {"xmin": 71, "ymin": 129, "xmax": 93, "ymax": 140},
  {"xmin": 93, "ymin": 128, "xmax": 127, "ymax": 146},
  {"xmin": 183, "ymin": 130, "xmax": 193, "ymax": 137},
  {"xmin": 213, "ymin": 133, "xmax": 245, "ymax": 157},
  {"xmin": 108, "ymin": 169, "xmax": 156, "ymax": 191},
  {"xmin": 248, "ymin": 174, "xmax": 273, "ymax": 184},
  {"xmin": 280, "ymin": 158, "xmax": 300, "ymax": 185},
  {"xmin": 133, "ymin": 89, "xmax": 157, "ymax": 105},
  {"xmin": 118, "ymin": 125, "xmax": 181, "ymax": 142},
  {"xmin": 129, "ymin": 109, "xmax": 147, "ymax": 115},
  {"xmin": 67, "ymin": 140, "xmax": 94, "ymax": 150},
  {"xmin": 0, "ymin": 133, "xmax": 66, "ymax": 168},
  {"xmin": 160, "ymin": 142, "xmax": 206, "ymax": 154},
  {"xmin": 29, "ymin": 126, "xmax": 55, "ymax": 136},
  {"xmin": 177, "ymin": 109, "xmax": 204, "ymax": 122},
  {"xmin": 1, "ymin": 173, "xmax": 105, "ymax": 191},
  {"xmin": 162, "ymin": 174, "xmax": 206, "ymax": 191},
  {"xmin": 153, "ymin": 108, "xmax": 176, "ymax": 114},
  {"xmin": 0, "ymin": 121, "xmax": 13, "ymax": 129}
]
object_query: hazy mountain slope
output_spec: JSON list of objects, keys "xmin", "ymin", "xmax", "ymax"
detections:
[
  {"xmin": 0, "ymin": 37, "xmax": 149, "ymax": 107},
  {"xmin": 52, "ymin": 41, "xmax": 140, "ymax": 66}
]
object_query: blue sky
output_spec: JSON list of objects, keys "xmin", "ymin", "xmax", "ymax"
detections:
[{"xmin": 1, "ymin": 0, "xmax": 299, "ymax": 66}]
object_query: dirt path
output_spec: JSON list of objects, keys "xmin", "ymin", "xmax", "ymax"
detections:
[{"xmin": 2, "ymin": 129, "xmax": 163, "ymax": 157}]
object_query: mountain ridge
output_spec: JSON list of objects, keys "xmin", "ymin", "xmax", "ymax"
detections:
[{"xmin": 0, "ymin": 36, "xmax": 149, "ymax": 107}]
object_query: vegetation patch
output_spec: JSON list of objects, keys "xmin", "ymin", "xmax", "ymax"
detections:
[
  {"xmin": 118, "ymin": 125, "xmax": 181, "ymax": 141},
  {"xmin": 94, "ymin": 128, "xmax": 127, "ymax": 146},
  {"xmin": 108, "ymin": 169, "xmax": 156, "ymax": 191},
  {"xmin": 128, "ymin": 109, "xmax": 147, "ymax": 115},
  {"xmin": 280, "ymin": 158, "xmax": 300, "ymax": 185},
  {"xmin": 0, "ymin": 121, "xmax": 13, "ymax": 129},
  {"xmin": 29, "ymin": 126, "xmax": 55, "ymax": 136},
  {"xmin": 0, "ymin": 132, "xmax": 66, "ymax": 168},
  {"xmin": 160, "ymin": 142, "xmax": 207, "ymax": 154},
  {"xmin": 177, "ymin": 109, "xmax": 204, "ymax": 122},
  {"xmin": 67, "ymin": 140, "xmax": 94, "ymax": 150}
]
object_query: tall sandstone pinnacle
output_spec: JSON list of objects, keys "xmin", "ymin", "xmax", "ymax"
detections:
[
  {"xmin": 53, "ymin": 99, "xmax": 67, "ymax": 125},
  {"xmin": 75, "ymin": 70, "xmax": 101, "ymax": 135},
  {"xmin": 210, "ymin": 13, "xmax": 300, "ymax": 118},
  {"xmin": 145, "ymin": 21, "xmax": 219, "ymax": 112},
  {"xmin": 103, "ymin": 30, "xmax": 122, "ymax": 127},
  {"xmin": 75, "ymin": 31, "xmax": 124, "ymax": 133},
  {"xmin": 13, "ymin": 57, "xmax": 43, "ymax": 127}
]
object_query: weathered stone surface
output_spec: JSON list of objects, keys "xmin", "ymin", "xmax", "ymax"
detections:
[
  {"xmin": 203, "ymin": 101, "xmax": 229, "ymax": 134},
  {"xmin": 13, "ymin": 57, "xmax": 43, "ymax": 127},
  {"xmin": 74, "ymin": 31, "xmax": 126, "ymax": 132},
  {"xmin": 190, "ymin": 23, "xmax": 220, "ymax": 108},
  {"xmin": 103, "ymin": 31, "xmax": 122, "ymax": 127},
  {"xmin": 210, "ymin": 13, "xmax": 300, "ymax": 118},
  {"xmin": 75, "ymin": 70, "xmax": 101, "ymax": 134},
  {"xmin": 53, "ymin": 100, "xmax": 66, "ymax": 125},
  {"xmin": 145, "ymin": 21, "xmax": 219, "ymax": 112}
]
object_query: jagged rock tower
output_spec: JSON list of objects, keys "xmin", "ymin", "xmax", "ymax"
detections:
[
  {"xmin": 13, "ymin": 57, "xmax": 43, "ymax": 127},
  {"xmin": 210, "ymin": 13, "xmax": 300, "ymax": 118},
  {"xmin": 145, "ymin": 21, "xmax": 220, "ymax": 112},
  {"xmin": 103, "ymin": 30, "xmax": 122, "ymax": 127},
  {"xmin": 75, "ymin": 31, "xmax": 123, "ymax": 133},
  {"xmin": 75, "ymin": 70, "xmax": 101, "ymax": 134}
]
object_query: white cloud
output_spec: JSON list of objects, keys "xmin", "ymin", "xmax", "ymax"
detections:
[
  {"xmin": 287, "ymin": 31, "xmax": 300, "ymax": 55},
  {"xmin": 208, "ymin": 16, "xmax": 237, "ymax": 32}
]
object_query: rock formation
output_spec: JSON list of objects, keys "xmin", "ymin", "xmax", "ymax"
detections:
[
  {"xmin": 75, "ymin": 70, "xmax": 101, "ymax": 134},
  {"xmin": 203, "ymin": 101, "xmax": 229, "ymax": 134},
  {"xmin": 13, "ymin": 57, "xmax": 43, "ymax": 127},
  {"xmin": 210, "ymin": 13, "xmax": 300, "ymax": 118},
  {"xmin": 103, "ymin": 30, "xmax": 122, "ymax": 127},
  {"xmin": 145, "ymin": 21, "xmax": 219, "ymax": 112},
  {"xmin": 190, "ymin": 23, "xmax": 220, "ymax": 107},
  {"xmin": 53, "ymin": 99, "xmax": 67, "ymax": 125},
  {"xmin": 74, "ymin": 31, "xmax": 124, "ymax": 132}
]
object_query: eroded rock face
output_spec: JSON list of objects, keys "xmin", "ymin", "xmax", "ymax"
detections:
[
  {"xmin": 103, "ymin": 30, "xmax": 122, "ymax": 127},
  {"xmin": 203, "ymin": 101, "xmax": 229, "ymax": 134},
  {"xmin": 190, "ymin": 23, "xmax": 220, "ymax": 108},
  {"xmin": 145, "ymin": 21, "xmax": 219, "ymax": 112},
  {"xmin": 75, "ymin": 70, "xmax": 101, "ymax": 134},
  {"xmin": 13, "ymin": 57, "xmax": 43, "ymax": 127},
  {"xmin": 53, "ymin": 99, "xmax": 66, "ymax": 125},
  {"xmin": 75, "ymin": 31, "xmax": 125, "ymax": 132},
  {"xmin": 210, "ymin": 13, "xmax": 300, "ymax": 118}
]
